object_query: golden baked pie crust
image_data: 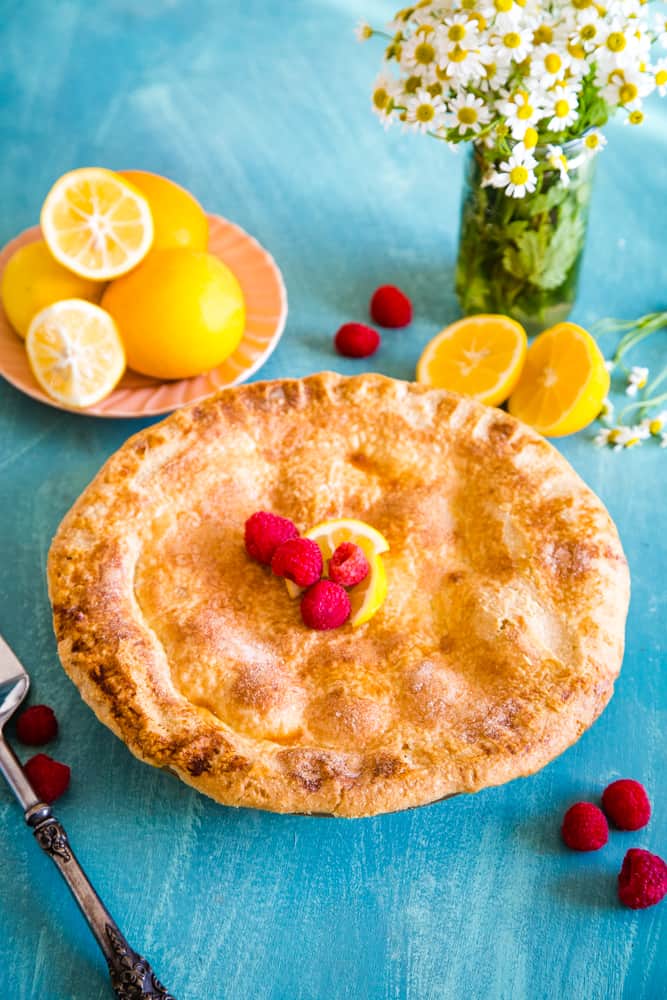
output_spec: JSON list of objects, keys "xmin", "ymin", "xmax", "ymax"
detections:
[{"xmin": 47, "ymin": 372, "xmax": 629, "ymax": 817}]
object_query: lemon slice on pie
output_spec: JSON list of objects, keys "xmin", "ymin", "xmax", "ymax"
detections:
[
  {"xmin": 347, "ymin": 550, "xmax": 388, "ymax": 627},
  {"xmin": 26, "ymin": 299, "xmax": 126, "ymax": 408},
  {"xmin": 285, "ymin": 517, "xmax": 390, "ymax": 613},
  {"xmin": 41, "ymin": 168, "xmax": 154, "ymax": 280}
]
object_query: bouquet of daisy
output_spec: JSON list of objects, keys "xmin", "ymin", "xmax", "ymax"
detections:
[{"xmin": 359, "ymin": 1, "xmax": 667, "ymax": 330}]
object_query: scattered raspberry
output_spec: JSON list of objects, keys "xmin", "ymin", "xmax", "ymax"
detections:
[
  {"xmin": 369, "ymin": 285, "xmax": 412, "ymax": 328},
  {"xmin": 618, "ymin": 849, "xmax": 667, "ymax": 909},
  {"xmin": 300, "ymin": 580, "xmax": 351, "ymax": 630},
  {"xmin": 244, "ymin": 511, "xmax": 298, "ymax": 565},
  {"xmin": 271, "ymin": 537, "xmax": 323, "ymax": 588},
  {"xmin": 24, "ymin": 754, "xmax": 71, "ymax": 804},
  {"xmin": 561, "ymin": 802, "xmax": 609, "ymax": 851},
  {"xmin": 602, "ymin": 779, "xmax": 651, "ymax": 831},
  {"xmin": 328, "ymin": 542, "xmax": 370, "ymax": 588},
  {"xmin": 334, "ymin": 322, "xmax": 380, "ymax": 358},
  {"xmin": 16, "ymin": 705, "xmax": 58, "ymax": 746}
]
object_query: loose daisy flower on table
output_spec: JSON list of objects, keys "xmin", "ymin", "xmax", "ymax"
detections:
[{"xmin": 358, "ymin": 0, "xmax": 666, "ymax": 196}]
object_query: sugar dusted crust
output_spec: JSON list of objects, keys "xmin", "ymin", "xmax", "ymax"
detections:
[{"xmin": 47, "ymin": 373, "xmax": 630, "ymax": 817}]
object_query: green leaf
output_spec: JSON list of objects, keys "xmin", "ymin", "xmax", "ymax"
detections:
[
  {"xmin": 535, "ymin": 204, "xmax": 585, "ymax": 290},
  {"xmin": 502, "ymin": 229, "xmax": 544, "ymax": 281}
]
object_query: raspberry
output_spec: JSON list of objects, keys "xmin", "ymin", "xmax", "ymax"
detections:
[
  {"xmin": 561, "ymin": 802, "xmax": 609, "ymax": 851},
  {"xmin": 16, "ymin": 704, "xmax": 58, "ymax": 746},
  {"xmin": 618, "ymin": 849, "xmax": 667, "ymax": 910},
  {"xmin": 369, "ymin": 285, "xmax": 412, "ymax": 328},
  {"xmin": 245, "ymin": 511, "xmax": 298, "ymax": 565},
  {"xmin": 602, "ymin": 779, "xmax": 651, "ymax": 831},
  {"xmin": 271, "ymin": 537, "xmax": 323, "ymax": 587},
  {"xmin": 24, "ymin": 754, "xmax": 71, "ymax": 804},
  {"xmin": 334, "ymin": 322, "xmax": 380, "ymax": 359},
  {"xmin": 300, "ymin": 580, "xmax": 351, "ymax": 630},
  {"xmin": 328, "ymin": 542, "xmax": 370, "ymax": 587}
]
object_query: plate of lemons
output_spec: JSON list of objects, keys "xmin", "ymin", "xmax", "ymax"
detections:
[{"xmin": 0, "ymin": 168, "xmax": 287, "ymax": 416}]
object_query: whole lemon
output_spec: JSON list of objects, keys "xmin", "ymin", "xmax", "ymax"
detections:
[
  {"xmin": 1, "ymin": 240, "xmax": 104, "ymax": 338},
  {"xmin": 101, "ymin": 249, "xmax": 245, "ymax": 380},
  {"xmin": 119, "ymin": 171, "xmax": 208, "ymax": 252}
]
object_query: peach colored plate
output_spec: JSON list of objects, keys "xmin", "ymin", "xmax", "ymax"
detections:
[{"xmin": 0, "ymin": 214, "xmax": 287, "ymax": 417}]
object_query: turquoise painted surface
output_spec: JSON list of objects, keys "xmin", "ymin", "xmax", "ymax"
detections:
[{"xmin": 1, "ymin": 2, "xmax": 666, "ymax": 998}]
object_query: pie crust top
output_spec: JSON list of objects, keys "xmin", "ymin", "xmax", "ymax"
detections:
[{"xmin": 47, "ymin": 373, "xmax": 630, "ymax": 817}]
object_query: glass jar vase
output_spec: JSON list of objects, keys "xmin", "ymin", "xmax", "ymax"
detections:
[{"xmin": 455, "ymin": 137, "xmax": 596, "ymax": 335}]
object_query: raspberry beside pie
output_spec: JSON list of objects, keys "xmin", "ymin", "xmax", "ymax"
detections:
[{"xmin": 47, "ymin": 372, "xmax": 629, "ymax": 817}]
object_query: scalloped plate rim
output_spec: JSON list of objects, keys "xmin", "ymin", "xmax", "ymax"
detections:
[{"xmin": 0, "ymin": 213, "xmax": 288, "ymax": 418}]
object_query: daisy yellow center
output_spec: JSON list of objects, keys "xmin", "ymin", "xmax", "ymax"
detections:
[
  {"xmin": 656, "ymin": 70, "xmax": 667, "ymax": 86},
  {"xmin": 545, "ymin": 53, "xmax": 562, "ymax": 73},
  {"xmin": 449, "ymin": 24, "xmax": 466, "ymax": 42},
  {"xmin": 495, "ymin": 0, "xmax": 513, "ymax": 11},
  {"xmin": 373, "ymin": 87, "xmax": 389, "ymax": 109},
  {"xmin": 649, "ymin": 418, "xmax": 663, "ymax": 435},
  {"xmin": 607, "ymin": 32, "xmax": 626, "ymax": 52},
  {"xmin": 449, "ymin": 45, "xmax": 468, "ymax": 63},
  {"xmin": 405, "ymin": 74, "xmax": 422, "ymax": 93},
  {"xmin": 581, "ymin": 24, "xmax": 597, "ymax": 40},
  {"xmin": 436, "ymin": 65, "xmax": 453, "ymax": 81},
  {"xmin": 523, "ymin": 127, "xmax": 538, "ymax": 148},
  {"xmin": 569, "ymin": 41, "xmax": 586, "ymax": 59},
  {"xmin": 416, "ymin": 103, "xmax": 435, "ymax": 123},
  {"xmin": 555, "ymin": 99, "xmax": 570, "ymax": 117},
  {"xmin": 628, "ymin": 109, "xmax": 644, "ymax": 124},
  {"xmin": 534, "ymin": 25, "xmax": 553, "ymax": 44},
  {"xmin": 458, "ymin": 107, "xmax": 478, "ymax": 124},
  {"xmin": 517, "ymin": 103, "xmax": 533, "ymax": 119},
  {"xmin": 428, "ymin": 81, "xmax": 443, "ymax": 96},
  {"xmin": 572, "ymin": 0, "xmax": 593, "ymax": 8},
  {"xmin": 509, "ymin": 165, "xmax": 529, "ymax": 185},
  {"xmin": 619, "ymin": 82, "xmax": 638, "ymax": 103},
  {"xmin": 504, "ymin": 32, "xmax": 521, "ymax": 49},
  {"xmin": 415, "ymin": 41, "xmax": 436, "ymax": 64},
  {"xmin": 585, "ymin": 134, "xmax": 600, "ymax": 148}
]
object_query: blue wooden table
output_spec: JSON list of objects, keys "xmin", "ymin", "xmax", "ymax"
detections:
[{"xmin": 1, "ymin": 2, "xmax": 666, "ymax": 998}]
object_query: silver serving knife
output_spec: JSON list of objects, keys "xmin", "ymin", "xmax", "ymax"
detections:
[{"xmin": 0, "ymin": 633, "xmax": 174, "ymax": 999}]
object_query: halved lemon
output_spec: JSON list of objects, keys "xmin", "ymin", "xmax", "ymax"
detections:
[
  {"xmin": 416, "ymin": 314, "xmax": 527, "ymax": 406},
  {"xmin": 286, "ymin": 517, "xmax": 390, "ymax": 600},
  {"xmin": 347, "ymin": 551, "xmax": 388, "ymax": 627},
  {"xmin": 26, "ymin": 299, "xmax": 126, "ymax": 408},
  {"xmin": 507, "ymin": 322, "xmax": 610, "ymax": 437},
  {"xmin": 40, "ymin": 168, "xmax": 154, "ymax": 280}
]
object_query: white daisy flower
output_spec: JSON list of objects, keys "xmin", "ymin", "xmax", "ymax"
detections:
[
  {"xmin": 655, "ymin": 13, "xmax": 667, "ymax": 50},
  {"xmin": 595, "ymin": 424, "xmax": 649, "ymax": 450},
  {"xmin": 599, "ymin": 397, "xmax": 615, "ymax": 424},
  {"xmin": 624, "ymin": 108, "xmax": 646, "ymax": 126},
  {"xmin": 513, "ymin": 126, "xmax": 539, "ymax": 157},
  {"xmin": 569, "ymin": 9, "xmax": 604, "ymax": 53},
  {"xmin": 583, "ymin": 130, "xmax": 607, "ymax": 156},
  {"xmin": 497, "ymin": 90, "xmax": 545, "ymax": 139},
  {"xmin": 596, "ymin": 20, "xmax": 649, "ymax": 73},
  {"xmin": 355, "ymin": 22, "xmax": 374, "ymax": 42},
  {"xmin": 545, "ymin": 85, "xmax": 579, "ymax": 130},
  {"xmin": 640, "ymin": 410, "xmax": 667, "ymax": 437},
  {"xmin": 546, "ymin": 144, "xmax": 570, "ymax": 186},
  {"xmin": 446, "ymin": 93, "xmax": 491, "ymax": 134},
  {"xmin": 530, "ymin": 43, "xmax": 572, "ymax": 86},
  {"xmin": 625, "ymin": 365, "xmax": 649, "ymax": 397},
  {"xmin": 405, "ymin": 88, "xmax": 446, "ymax": 133},
  {"xmin": 490, "ymin": 151, "xmax": 538, "ymax": 198},
  {"xmin": 442, "ymin": 13, "xmax": 481, "ymax": 50},
  {"xmin": 439, "ymin": 43, "xmax": 487, "ymax": 84},
  {"xmin": 602, "ymin": 67, "xmax": 654, "ymax": 108},
  {"xmin": 493, "ymin": 28, "xmax": 535, "ymax": 66},
  {"xmin": 654, "ymin": 59, "xmax": 667, "ymax": 97},
  {"xmin": 480, "ymin": 0, "xmax": 525, "ymax": 32},
  {"xmin": 401, "ymin": 31, "xmax": 441, "ymax": 74}
]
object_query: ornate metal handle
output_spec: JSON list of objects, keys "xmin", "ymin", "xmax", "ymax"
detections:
[{"xmin": 27, "ymin": 804, "xmax": 174, "ymax": 999}]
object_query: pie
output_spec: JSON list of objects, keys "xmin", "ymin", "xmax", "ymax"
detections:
[{"xmin": 47, "ymin": 372, "xmax": 630, "ymax": 817}]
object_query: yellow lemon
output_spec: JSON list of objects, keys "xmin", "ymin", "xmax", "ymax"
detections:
[
  {"xmin": 1, "ymin": 240, "xmax": 104, "ymax": 338},
  {"xmin": 26, "ymin": 299, "xmax": 125, "ymax": 408},
  {"xmin": 416, "ymin": 314, "xmax": 527, "ymax": 406},
  {"xmin": 101, "ymin": 248, "xmax": 245, "ymax": 380},
  {"xmin": 508, "ymin": 322, "xmax": 610, "ymax": 437},
  {"xmin": 40, "ymin": 167, "xmax": 154, "ymax": 280},
  {"xmin": 119, "ymin": 170, "xmax": 209, "ymax": 252}
]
